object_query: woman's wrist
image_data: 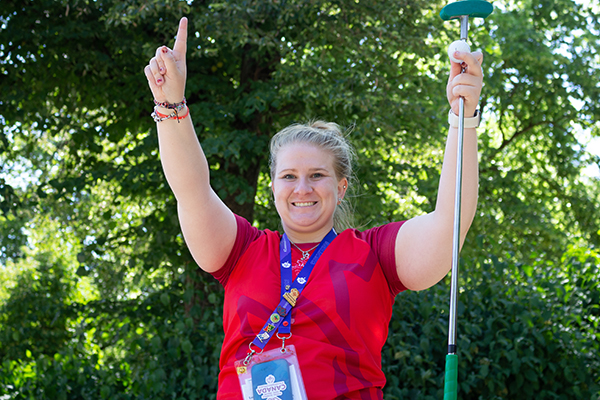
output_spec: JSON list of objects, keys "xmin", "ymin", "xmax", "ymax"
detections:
[
  {"xmin": 155, "ymin": 104, "xmax": 187, "ymax": 114},
  {"xmin": 154, "ymin": 97, "xmax": 186, "ymax": 110},
  {"xmin": 151, "ymin": 104, "xmax": 189, "ymax": 123},
  {"xmin": 448, "ymin": 109, "xmax": 481, "ymax": 129}
]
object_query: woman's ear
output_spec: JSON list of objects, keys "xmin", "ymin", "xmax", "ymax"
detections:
[{"xmin": 338, "ymin": 178, "xmax": 348, "ymax": 200}]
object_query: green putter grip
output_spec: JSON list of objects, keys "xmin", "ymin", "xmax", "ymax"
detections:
[
  {"xmin": 440, "ymin": 0, "xmax": 494, "ymax": 21},
  {"xmin": 443, "ymin": 353, "xmax": 458, "ymax": 400}
]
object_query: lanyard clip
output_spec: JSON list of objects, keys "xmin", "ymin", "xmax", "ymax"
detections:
[
  {"xmin": 277, "ymin": 332, "xmax": 292, "ymax": 353},
  {"xmin": 244, "ymin": 342, "xmax": 263, "ymax": 365},
  {"xmin": 243, "ymin": 349, "xmax": 255, "ymax": 365}
]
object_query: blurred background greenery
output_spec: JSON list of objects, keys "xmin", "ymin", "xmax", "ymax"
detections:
[{"xmin": 1, "ymin": 0, "xmax": 599, "ymax": 398}]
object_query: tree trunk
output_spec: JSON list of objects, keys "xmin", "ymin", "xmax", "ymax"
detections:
[{"xmin": 223, "ymin": 44, "xmax": 279, "ymax": 222}]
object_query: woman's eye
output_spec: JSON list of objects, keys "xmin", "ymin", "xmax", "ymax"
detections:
[
  {"xmin": 312, "ymin": 173, "xmax": 323, "ymax": 178},
  {"xmin": 283, "ymin": 174, "xmax": 295, "ymax": 179}
]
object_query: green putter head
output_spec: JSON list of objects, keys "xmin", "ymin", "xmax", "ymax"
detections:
[{"xmin": 440, "ymin": 0, "xmax": 494, "ymax": 21}]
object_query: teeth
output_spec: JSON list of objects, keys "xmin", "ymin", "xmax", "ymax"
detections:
[{"xmin": 294, "ymin": 202, "xmax": 316, "ymax": 207}]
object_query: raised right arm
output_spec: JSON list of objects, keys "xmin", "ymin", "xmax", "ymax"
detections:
[{"xmin": 144, "ymin": 17, "xmax": 236, "ymax": 273}]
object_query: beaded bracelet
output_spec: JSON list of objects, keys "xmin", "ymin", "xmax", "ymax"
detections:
[
  {"xmin": 153, "ymin": 97, "xmax": 187, "ymax": 111},
  {"xmin": 151, "ymin": 105, "xmax": 190, "ymax": 123}
]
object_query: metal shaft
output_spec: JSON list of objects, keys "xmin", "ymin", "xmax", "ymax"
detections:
[{"xmin": 447, "ymin": 15, "xmax": 469, "ymax": 354}]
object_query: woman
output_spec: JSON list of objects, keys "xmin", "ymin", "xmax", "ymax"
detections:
[{"xmin": 144, "ymin": 17, "xmax": 483, "ymax": 400}]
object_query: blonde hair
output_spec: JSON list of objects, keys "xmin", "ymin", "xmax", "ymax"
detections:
[{"xmin": 269, "ymin": 120, "xmax": 356, "ymax": 231}]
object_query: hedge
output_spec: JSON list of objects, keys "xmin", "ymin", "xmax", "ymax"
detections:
[{"xmin": 1, "ymin": 250, "xmax": 598, "ymax": 399}]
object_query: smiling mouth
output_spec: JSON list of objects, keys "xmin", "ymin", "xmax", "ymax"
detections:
[{"xmin": 293, "ymin": 202, "xmax": 317, "ymax": 207}]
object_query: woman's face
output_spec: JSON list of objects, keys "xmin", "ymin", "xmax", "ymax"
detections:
[{"xmin": 272, "ymin": 142, "xmax": 347, "ymax": 242}]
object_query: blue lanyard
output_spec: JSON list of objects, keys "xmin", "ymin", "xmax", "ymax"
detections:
[{"xmin": 250, "ymin": 229, "xmax": 337, "ymax": 350}]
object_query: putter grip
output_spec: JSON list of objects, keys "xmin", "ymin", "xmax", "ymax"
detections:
[{"xmin": 443, "ymin": 354, "xmax": 458, "ymax": 400}]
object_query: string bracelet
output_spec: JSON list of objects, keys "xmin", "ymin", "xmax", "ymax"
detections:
[
  {"xmin": 151, "ymin": 105, "xmax": 190, "ymax": 123},
  {"xmin": 153, "ymin": 97, "xmax": 187, "ymax": 111}
]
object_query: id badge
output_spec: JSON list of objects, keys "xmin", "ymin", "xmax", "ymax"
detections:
[{"xmin": 235, "ymin": 345, "xmax": 307, "ymax": 400}]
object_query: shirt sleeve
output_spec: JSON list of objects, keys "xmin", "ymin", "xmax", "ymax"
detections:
[
  {"xmin": 358, "ymin": 221, "xmax": 407, "ymax": 296},
  {"xmin": 210, "ymin": 214, "xmax": 265, "ymax": 287}
]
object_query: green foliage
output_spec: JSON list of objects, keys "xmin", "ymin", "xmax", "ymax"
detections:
[
  {"xmin": 0, "ymin": 252, "xmax": 79, "ymax": 363},
  {"xmin": 2, "ymin": 0, "xmax": 598, "ymax": 283},
  {"xmin": 0, "ymin": 263, "xmax": 224, "ymax": 399},
  {"xmin": 1, "ymin": 248, "xmax": 598, "ymax": 398},
  {"xmin": 471, "ymin": 0, "xmax": 600, "ymax": 262},
  {"xmin": 0, "ymin": 177, "xmax": 28, "ymax": 264},
  {"xmin": 383, "ymin": 249, "xmax": 600, "ymax": 399},
  {"xmin": 1, "ymin": 0, "xmax": 599, "ymax": 398}
]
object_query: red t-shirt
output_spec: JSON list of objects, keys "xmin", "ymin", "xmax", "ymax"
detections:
[{"xmin": 211, "ymin": 215, "xmax": 406, "ymax": 399}]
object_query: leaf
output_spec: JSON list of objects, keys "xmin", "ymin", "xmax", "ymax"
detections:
[{"xmin": 160, "ymin": 293, "xmax": 170, "ymax": 306}]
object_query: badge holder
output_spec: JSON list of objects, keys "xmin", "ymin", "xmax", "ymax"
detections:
[{"xmin": 235, "ymin": 343, "xmax": 307, "ymax": 400}]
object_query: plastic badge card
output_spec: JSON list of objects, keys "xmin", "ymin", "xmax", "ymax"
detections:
[{"xmin": 235, "ymin": 345, "xmax": 308, "ymax": 400}]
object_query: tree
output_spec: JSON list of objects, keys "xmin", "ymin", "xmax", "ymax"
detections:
[
  {"xmin": 3, "ymin": 0, "xmax": 598, "ymax": 280},
  {"xmin": 1, "ymin": 0, "xmax": 599, "ymax": 398},
  {"xmin": 470, "ymin": 0, "xmax": 600, "ymax": 262}
]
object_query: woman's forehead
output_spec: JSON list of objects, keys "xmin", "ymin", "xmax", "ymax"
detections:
[{"xmin": 276, "ymin": 143, "xmax": 335, "ymax": 170}]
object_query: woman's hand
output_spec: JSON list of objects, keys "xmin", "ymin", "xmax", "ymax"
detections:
[
  {"xmin": 446, "ymin": 50, "xmax": 484, "ymax": 117},
  {"xmin": 144, "ymin": 17, "xmax": 188, "ymax": 104}
]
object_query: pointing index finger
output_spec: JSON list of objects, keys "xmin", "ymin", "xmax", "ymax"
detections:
[{"xmin": 173, "ymin": 17, "xmax": 188, "ymax": 57}]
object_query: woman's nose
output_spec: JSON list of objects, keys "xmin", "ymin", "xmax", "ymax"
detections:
[{"xmin": 294, "ymin": 177, "xmax": 312, "ymax": 194}]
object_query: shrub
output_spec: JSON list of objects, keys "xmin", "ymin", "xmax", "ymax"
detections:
[
  {"xmin": 383, "ymin": 250, "xmax": 600, "ymax": 399},
  {"xmin": 1, "ymin": 249, "xmax": 598, "ymax": 399}
]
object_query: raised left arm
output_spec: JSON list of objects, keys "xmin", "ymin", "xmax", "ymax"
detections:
[{"xmin": 395, "ymin": 50, "xmax": 484, "ymax": 291}]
